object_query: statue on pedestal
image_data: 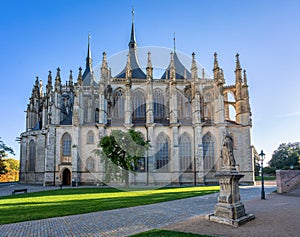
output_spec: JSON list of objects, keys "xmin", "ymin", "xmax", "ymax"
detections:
[
  {"xmin": 221, "ymin": 135, "xmax": 236, "ymax": 168},
  {"xmin": 206, "ymin": 134, "xmax": 255, "ymax": 226}
]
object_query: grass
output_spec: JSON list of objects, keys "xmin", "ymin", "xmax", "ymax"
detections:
[
  {"xmin": 129, "ymin": 229, "xmax": 212, "ymax": 237},
  {"xmin": 255, "ymin": 176, "xmax": 276, "ymax": 181},
  {"xmin": 0, "ymin": 186, "xmax": 219, "ymax": 225}
]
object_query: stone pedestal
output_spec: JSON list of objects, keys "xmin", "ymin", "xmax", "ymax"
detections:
[{"xmin": 206, "ymin": 168, "xmax": 255, "ymax": 227}]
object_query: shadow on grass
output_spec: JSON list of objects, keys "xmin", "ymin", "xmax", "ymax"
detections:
[
  {"xmin": 0, "ymin": 187, "xmax": 219, "ymax": 225},
  {"xmin": 129, "ymin": 229, "xmax": 212, "ymax": 237}
]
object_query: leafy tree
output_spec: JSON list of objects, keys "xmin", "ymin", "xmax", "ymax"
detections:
[
  {"xmin": 0, "ymin": 158, "xmax": 20, "ymax": 182},
  {"xmin": 269, "ymin": 142, "xmax": 300, "ymax": 170},
  {"xmin": 95, "ymin": 129, "xmax": 150, "ymax": 187},
  {"xmin": 254, "ymin": 161, "xmax": 260, "ymax": 176},
  {"xmin": 0, "ymin": 138, "xmax": 15, "ymax": 175}
]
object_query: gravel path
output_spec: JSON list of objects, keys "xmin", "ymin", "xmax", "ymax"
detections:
[{"xmin": 0, "ymin": 185, "xmax": 276, "ymax": 237}]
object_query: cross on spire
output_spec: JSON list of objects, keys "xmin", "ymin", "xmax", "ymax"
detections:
[{"xmin": 132, "ymin": 6, "xmax": 134, "ymax": 23}]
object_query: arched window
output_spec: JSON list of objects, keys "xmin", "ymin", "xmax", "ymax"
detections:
[
  {"xmin": 204, "ymin": 92, "xmax": 213, "ymax": 121},
  {"xmin": 87, "ymin": 130, "xmax": 94, "ymax": 144},
  {"xmin": 62, "ymin": 133, "xmax": 72, "ymax": 157},
  {"xmin": 86, "ymin": 157, "xmax": 95, "ymax": 171},
  {"xmin": 202, "ymin": 133, "xmax": 215, "ymax": 171},
  {"xmin": 95, "ymin": 108, "xmax": 99, "ymax": 123},
  {"xmin": 228, "ymin": 104, "xmax": 236, "ymax": 121},
  {"xmin": 133, "ymin": 89, "xmax": 146, "ymax": 119},
  {"xmin": 113, "ymin": 89, "xmax": 125, "ymax": 118},
  {"xmin": 156, "ymin": 133, "xmax": 169, "ymax": 171},
  {"xmin": 153, "ymin": 89, "xmax": 165, "ymax": 120},
  {"xmin": 179, "ymin": 134, "xmax": 192, "ymax": 171},
  {"xmin": 28, "ymin": 140, "xmax": 35, "ymax": 172}
]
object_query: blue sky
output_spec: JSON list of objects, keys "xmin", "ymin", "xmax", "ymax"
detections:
[{"xmin": 0, "ymin": 0, "xmax": 299, "ymax": 163}]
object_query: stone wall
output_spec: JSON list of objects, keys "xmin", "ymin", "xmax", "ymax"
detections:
[{"xmin": 276, "ymin": 170, "xmax": 300, "ymax": 193}]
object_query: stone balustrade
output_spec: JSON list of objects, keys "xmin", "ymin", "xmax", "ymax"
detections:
[{"xmin": 276, "ymin": 170, "xmax": 300, "ymax": 193}]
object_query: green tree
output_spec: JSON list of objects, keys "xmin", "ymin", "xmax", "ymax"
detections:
[
  {"xmin": 95, "ymin": 129, "xmax": 150, "ymax": 187},
  {"xmin": 0, "ymin": 158, "xmax": 19, "ymax": 182},
  {"xmin": 269, "ymin": 142, "xmax": 300, "ymax": 170},
  {"xmin": 0, "ymin": 138, "xmax": 15, "ymax": 175}
]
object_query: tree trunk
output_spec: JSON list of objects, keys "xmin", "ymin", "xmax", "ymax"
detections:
[{"xmin": 124, "ymin": 169, "xmax": 129, "ymax": 188}]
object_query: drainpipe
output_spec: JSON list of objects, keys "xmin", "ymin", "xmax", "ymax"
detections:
[{"xmin": 53, "ymin": 127, "xmax": 56, "ymax": 186}]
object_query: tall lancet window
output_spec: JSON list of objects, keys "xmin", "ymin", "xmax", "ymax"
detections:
[
  {"xmin": 153, "ymin": 89, "xmax": 165, "ymax": 120},
  {"xmin": 156, "ymin": 133, "xmax": 169, "ymax": 171},
  {"xmin": 202, "ymin": 133, "xmax": 215, "ymax": 171},
  {"xmin": 62, "ymin": 133, "xmax": 72, "ymax": 157},
  {"xmin": 179, "ymin": 134, "xmax": 192, "ymax": 171},
  {"xmin": 87, "ymin": 130, "xmax": 94, "ymax": 144},
  {"xmin": 133, "ymin": 89, "xmax": 146, "ymax": 120},
  {"xmin": 28, "ymin": 140, "xmax": 36, "ymax": 172},
  {"xmin": 204, "ymin": 92, "xmax": 213, "ymax": 121},
  {"xmin": 185, "ymin": 101, "xmax": 192, "ymax": 119},
  {"xmin": 113, "ymin": 89, "xmax": 125, "ymax": 118},
  {"xmin": 95, "ymin": 108, "xmax": 99, "ymax": 123},
  {"xmin": 177, "ymin": 93, "xmax": 184, "ymax": 119}
]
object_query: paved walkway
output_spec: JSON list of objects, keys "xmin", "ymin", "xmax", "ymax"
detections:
[
  {"xmin": 0, "ymin": 184, "xmax": 276, "ymax": 237},
  {"xmin": 164, "ymin": 184, "xmax": 300, "ymax": 237}
]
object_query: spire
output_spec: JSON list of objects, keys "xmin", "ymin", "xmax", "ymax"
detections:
[
  {"xmin": 82, "ymin": 34, "xmax": 95, "ymax": 83},
  {"xmin": 115, "ymin": 8, "xmax": 146, "ymax": 79},
  {"xmin": 69, "ymin": 70, "xmax": 73, "ymax": 82},
  {"xmin": 46, "ymin": 70, "xmax": 52, "ymax": 94},
  {"xmin": 146, "ymin": 51, "xmax": 153, "ymax": 81},
  {"xmin": 235, "ymin": 53, "xmax": 242, "ymax": 84},
  {"xmin": 243, "ymin": 69, "xmax": 248, "ymax": 86},
  {"xmin": 213, "ymin": 52, "xmax": 219, "ymax": 70},
  {"xmin": 55, "ymin": 67, "xmax": 60, "ymax": 80},
  {"xmin": 101, "ymin": 52, "xmax": 109, "ymax": 79},
  {"xmin": 147, "ymin": 51, "xmax": 152, "ymax": 68},
  {"xmin": 86, "ymin": 33, "xmax": 92, "ymax": 68},
  {"xmin": 173, "ymin": 32, "xmax": 176, "ymax": 53},
  {"xmin": 169, "ymin": 52, "xmax": 176, "ymax": 81},
  {"xmin": 35, "ymin": 75, "xmax": 39, "ymax": 88},
  {"xmin": 69, "ymin": 70, "xmax": 74, "ymax": 89},
  {"xmin": 213, "ymin": 52, "xmax": 219, "ymax": 80},
  {"xmin": 39, "ymin": 79, "xmax": 43, "ymax": 97},
  {"xmin": 77, "ymin": 67, "xmax": 83, "ymax": 85},
  {"xmin": 235, "ymin": 53, "xmax": 241, "ymax": 70},
  {"xmin": 191, "ymin": 52, "xmax": 198, "ymax": 81},
  {"xmin": 129, "ymin": 6, "xmax": 137, "ymax": 49},
  {"xmin": 55, "ymin": 67, "xmax": 61, "ymax": 92},
  {"xmin": 125, "ymin": 53, "xmax": 132, "ymax": 79},
  {"xmin": 32, "ymin": 76, "xmax": 40, "ymax": 98},
  {"xmin": 82, "ymin": 34, "xmax": 97, "ymax": 86}
]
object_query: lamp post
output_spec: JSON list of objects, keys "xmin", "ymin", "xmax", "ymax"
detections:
[{"xmin": 259, "ymin": 150, "xmax": 265, "ymax": 200}]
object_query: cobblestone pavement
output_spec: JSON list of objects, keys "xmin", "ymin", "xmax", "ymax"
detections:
[
  {"xmin": 164, "ymin": 184, "xmax": 300, "ymax": 237},
  {"xmin": 0, "ymin": 185, "xmax": 276, "ymax": 237}
]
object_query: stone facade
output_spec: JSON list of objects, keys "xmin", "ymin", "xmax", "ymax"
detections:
[{"xmin": 19, "ymin": 16, "xmax": 255, "ymax": 186}]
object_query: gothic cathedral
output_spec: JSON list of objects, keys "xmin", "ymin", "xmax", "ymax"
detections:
[{"xmin": 19, "ymin": 15, "xmax": 255, "ymax": 186}]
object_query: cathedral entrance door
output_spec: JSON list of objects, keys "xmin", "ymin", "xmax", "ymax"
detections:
[{"xmin": 62, "ymin": 168, "xmax": 71, "ymax": 185}]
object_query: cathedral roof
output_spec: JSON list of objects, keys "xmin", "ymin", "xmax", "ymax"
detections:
[
  {"xmin": 82, "ymin": 34, "xmax": 98, "ymax": 86},
  {"xmin": 161, "ymin": 51, "xmax": 191, "ymax": 79},
  {"xmin": 115, "ymin": 8, "xmax": 146, "ymax": 79}
]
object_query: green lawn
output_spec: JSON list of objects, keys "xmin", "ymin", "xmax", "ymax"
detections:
[
  {"xmin": 130, "ymin": 229, "xmax": 212, "ymax": 237},
  {"xmin": 0, "ymin": 186, "xmax": 219, "ymax": 225},
  {"xmin": 255, "ymin": 176, "xmax": 276, "ymax": 181}
]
